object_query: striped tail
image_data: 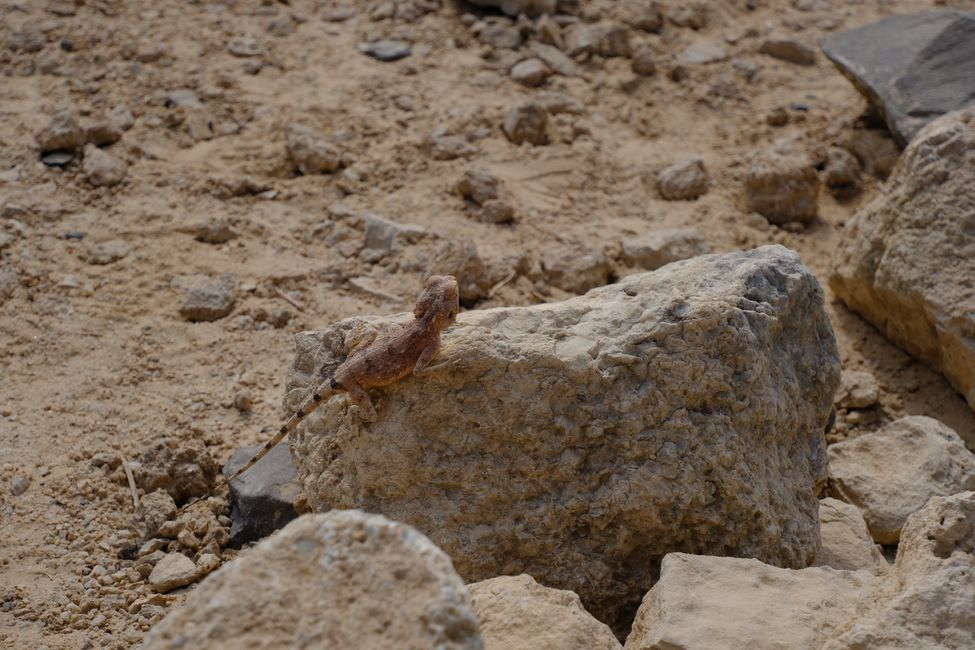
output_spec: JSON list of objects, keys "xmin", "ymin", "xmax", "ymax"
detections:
[{"xmin": 176, "ymin": 377, "xmax": 342, "ymax": 514}]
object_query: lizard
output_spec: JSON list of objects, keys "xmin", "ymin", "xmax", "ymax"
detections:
[{"xmin": 177, "ymin": 274, "xmax": 460, "ymax": 513}]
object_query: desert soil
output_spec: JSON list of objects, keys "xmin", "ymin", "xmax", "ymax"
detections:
[{"xmin": 2, "ymin": 1, "xmax": 974, "ymax": 648}]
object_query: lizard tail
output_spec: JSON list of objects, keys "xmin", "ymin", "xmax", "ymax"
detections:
[{"xmin": 175, "ymin": 377, "xmax": 343, "ymax": 514}]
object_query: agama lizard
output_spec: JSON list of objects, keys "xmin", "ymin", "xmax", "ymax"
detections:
[{"xmin": 177, "ymin": 275, "xmax": 459, "ymax": 513}]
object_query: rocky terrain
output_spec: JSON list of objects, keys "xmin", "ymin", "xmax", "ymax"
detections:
[{"xmin": 1, "ymin": 0, "xmax": 974, "ymax": 648}]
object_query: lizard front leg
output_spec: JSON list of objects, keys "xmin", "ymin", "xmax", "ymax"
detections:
[
  {"xmin": 344, "ymin": 381, "xmax": 378, "ymax": 422},
  {"xmin": 412, "ymin": 336, "xmax": 442, "ymax": 375}
]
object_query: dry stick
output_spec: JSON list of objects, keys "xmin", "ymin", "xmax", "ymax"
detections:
[
  {"xmin": 273, "ymin": 287, "xmax": 305, "ymax": 311},
  {"xmin": 488, "ymin": 270, "xmax": 517, "ymax": 298},
  {"xmin": 119, "ymin": 453, "xmax": 140, "ymax": 510}
]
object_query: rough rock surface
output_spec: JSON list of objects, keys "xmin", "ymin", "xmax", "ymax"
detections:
[
  {"xmin": 619, "ymin": 228, "xmax": 710, "ymax": 270},
  {"xmin": 828, "ymin": 416, "xmax": 975, "ymax": 544},
  {"xmin": 35, "ymin": 110, "xmax": 84, "ymax": 152},
  {"xmin": 744, "ymin": 147, "xmax": 820, "ymax": 224},
  {"xmin": 834, "ymin": 369, "xmax": 879, "ymax": 410},
  {"xmin": 656, "ymin": 157, "xmax": 709, "ymax": 201},
  {"xmin": 824, "ymin": 491, "xmax": 975, "ymax": 649},
  {"xmin": 179, "ymin": 273, "xmax": 237, "ymax": 322},
  {"xmin": 540, "ymin": 245, "xmax": 611, "ymax": 294},
  {"xmin": 625, "ymin": 553, "xmax": 875, "ymax": 650},
  {"xmin": 82, "ymin": 145, "xmax": 127, "ymax": 187},
  {"xmin": 142, "ymin": 511, "xmax": 483, "ymax": 650},
  {"xmin": 503, "ymin": 103, "xmax": 548, "ymax": 146},
  {"xmin": 148, "ymin": 553, "xmax": 200, "ymax": 594},
  {"xmin": 224, "ymin": 443, "xmax": 300, "ymax": 547},
  {"xmin": 820, "ymin": 11, "xmax": 975, "ymax": 146},
  {"xmin": 135, "ymin": 438, "xmax": 219, "ymax": 505},
  {"xmin": 814, "ymin": 497, "xmax": 887, "ymax": 573},
  {"xmin": 286, "ymin": 125, "xmax": 342, "ymax": 175},
  {"xmin": 286, "ymin": 245, "xmax": 839, "ymax": 631},
  {"xmin": 830, "ymin": 107, "xmax": 975, "ymax": 411},
  {"xmin": 469, "ymin": 574, "xmax": 621, "ymax": 650}
]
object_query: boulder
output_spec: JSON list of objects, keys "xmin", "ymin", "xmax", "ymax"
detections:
[
  {"xmin": 224, "ymin": 443, "xmax": 300, "ymax": 547},
  {"xmin": 469, "ymin": 574, "xmax": 620, "ymax": 650},
  {"xmin": 823, "ymin": 491, "xmax": 975, "ymax": 649},
  {"xmin": 813, "ymin": 497, "xmax": 887, "ymax": 573},
  {"xmin": 142, "ymin": 511, "xmax": 483, "ymax": 649},
  {"xmin": 820, "ymin": 11, "xmax": 975, "ymax": 146},
  {"xmin": 285, "ymin": 245, "xmax": 839, "ymax": 632},
  {"xmin": 830, "ymin": 107, "xmax": 975, "ymax": 411},
  {"xmin": 828, "ymin": 416, "xmax": 975, "ymax": 544},
  {"xmin": 625, "ymin": 553, "xmax": 875, "ymax": 650}
]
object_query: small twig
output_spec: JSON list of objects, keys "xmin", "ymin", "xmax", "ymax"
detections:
[
  {"xmin": 347, "ymin": 277, "xmax": 403, "ymax": 303},
  {"xmin": 273, "ymin": 287, "xmax": 305, "ymax": 311},
  {"xmin": 488, "ymin": 270, "xmax": 517, "ymax": 298},
  {"xmin": 119, "ymin": 453, "xmax": 140, "ymax": 511}
]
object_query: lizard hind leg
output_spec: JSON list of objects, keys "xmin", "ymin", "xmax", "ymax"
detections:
[{"xmin": 344, "ymin": 382, "xmax": 377, "ymax": 422}]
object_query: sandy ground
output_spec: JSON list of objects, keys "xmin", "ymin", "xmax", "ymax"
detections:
[{"xmin": 2, "ymin": 0, "xmax": 974, "ymax": 647}]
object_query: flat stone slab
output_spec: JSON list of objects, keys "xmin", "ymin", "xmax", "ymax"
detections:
[{"xmin": 820, "ymin": 10, "xmax": 975, "ymax": 146}]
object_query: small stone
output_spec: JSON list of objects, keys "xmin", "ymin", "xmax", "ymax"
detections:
[
  {"xmin": 358, "ymin": 39, "xmax": 412, "ymax": 62},
  {"xmin": 164, "ymin": 89, "xmax": 202, "ymax": 109},
  {"xmin": 426, "ymin": 133, "xmax": 477, "ymax": 160},
  {"xmin": 180, "ymin": 274, "xmax": 237, "ymax": 322},
  {"xmin": 669, "ymin": 2, "xmax": 708, "ymax": 29},
  {"xmin": 541, "ymin": 246, "xmax": 611, "ymax": 294},
  {"xmin": 196, "ymin": 553, "xmax": 220, "ymax": 575},
  {"xmin": 456, "ymin": 169, "xmax": 504, "ymax": 206},
  {"xmin": 656, "ymin": 157, "xmax": 709, "ymax": 201},
  {"xmin": 823, "ymin": 146, "xmax": 861, "ymax": 191},
  {"xmin": 267, "ymin": 15, "xmax": 297, "ymax": 37},
  {"xmin": 678, "ymin": 41, "xmax": 727, "ymax": 65},
  {"xmin": 503, "ymin": 103, "xmax": 548, "ymax": 146},
  {"xmin": 148, "ymin": 553, "xmax": 199, "ymax": 593},
  {"xmin": 429, "ymin": 240, "xmax": 493, "ymax": 306},
  {"xmin": 36, "ymin": 110, "xmax": 84, "ymax": 152},
  {"xmin": 233, "ymin": 390, "xmax": 253, "ymax": 412},
  {"xmin": 631, "ymin": 47, "xmax": 656, "ymax": 76},
  {"xmin": 135, "ymin": 41, "xmax": 167, "ymax": 63},
  {"xmin": 193, "ymin": 219, "xmax": 237, "ymax": 244},
  {"xmin": 82, "ymin": 240, "xmax": 129, "ymax": 266},
  {"xmin": 140, "ymin": 490, "xmax": 177, "ymax": 539},
  {"xmin": 83, "ymin": 119, "xmax": 123, "ymax": 147},
  {"xmin": 479, "ymin": 23, "xmax": 522, "ymax": 50},
  {"xmin": 82, "ymin": 145, "xmax": 127, "ymax": 187},
  {"xmin": 835, "ymin": 370, "xmax": 879, "ymax": 409},
  {"xmin": 535, "ymin": 92, "xmax": 585, "ymax": 115},
  {"xmin": 176, "ymin": 529, "xmax": 201, "ymax": 550},
  {"xmin": 621, "ymin": 228, "xmax": 710, "ymax": 270},
  {"xmin": 137, "ymin": 539, "xmax": 168, "ymax": 558},
  {"xmin": 10, "ymin": 475, "xmax": 29, "ymax": 496},
  {"xmin": 41, "ymin": 151, "xmax": 74, "ymax": 168},
  {"xmin": 362, "ymin": 213, "xmax": 426, "ymax": 257},
  {"xmin": 0, "ymin": 167, "xmax": 20, "ymax": 184},
  {"xmin": 228, "ymin": 36, "xmax": 264, "ymax": 58},
  {"xmin": 108, "ymin": 106, "xmax": 135, "ymax": 132},
  {"xmin": 530, "ymin": 42, "xmax": 583, "ymax": 78},
  {"xmin": 760, "ymin": 38, "xmax": 816, "ymax": 65},
  {"xmin": 287, "ymin": 125, "xmax": 342, "ymax": 175},
  {"xmin": 479, "ymin": 199, "xmax": 516, "ymax": 224},
  {"xmin": 813, "ymin": 498, "xmax": 888, "ymax": 574},
  {"xmin": 766, "ymin": 107, "xmax": 790, "ymax": 127},
  {"xmin": 510, "ymin": 58, "xmax": 552, "ymax": 87},
  {"xmin": 535, "ymin": 14, "xmax": 563, "ymax": 48},
  {"xmin": 744, "ymin": 147, "xmax": 820, "ymax": 224},
  {"xmin": 622, "ymin": 0, "xmax": 664, "ymax": 32}
]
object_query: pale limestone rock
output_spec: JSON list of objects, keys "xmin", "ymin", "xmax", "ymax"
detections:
[
  {"xmin": 286, "ymin": 125, "xmax": 341, "ymax": 174},
  {"xmin": 814, "ymin": 497, "xmax": 888, "ymax": 573},
  {"xmin": 286, "ymin": 246, "xmax": 839, "ymax": 632},
  {"xmin": 82, "ymin": 145, "xmax": 127, "ymax": 187},
  {"xmin": 828, "ymin": 416, "xmax": 975, "ymax": 544},
  {"xmin": 824, "ymin": 491, "xmax": 975, "ymax": 650},
  {"xmin": 830, "ymin": 107, "xmax": 975, "ymax": 410},
  {"xmin": 469, "ymin": 575, "xmax": 620, "ymax": 650},
  {"xmin": 834, "ymin": 369, "xmax": 879, "ymax": 409},
  {"xmin": 619, "ymin": 228, "xmax": 709, "ymax": 270},
  {"xmin": 510, "ymin": 58, "xmax": 552, "ymax": 87},
  {"xmin": 656, "ymin": 157, "xmax": 709, "ymax": 200},
  {"xmin": 624, "ymin": 553, "xmax": 874, "ymax": 650},
  {"xmin": 143, "ymin": 511, "xmax": 483, "ymax": 650},
  {"xmin": 148, "ymin": 553, "xmax": 200, "ymax": 593}
]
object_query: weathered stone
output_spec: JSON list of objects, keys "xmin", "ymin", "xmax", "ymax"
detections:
[
  {"xmin": 136, "ymin": 438, "xmax": 219, "ymax": 505},
  {"xmin": 228, "ymin": 35, "xmax": 264, "ymax": 58},
  {"xmin": 139, "ymin": 490, "xmax": 178, "ymax": 539},
  {"xmin": 668, "ymin": 1, "xmax": 708, "ymax": 30},
  {"xmin": 823, "ymin": 491, "xmax": 975, "ymax": 650},
  {"xmin": 656, "ymin": 157, "xmax": 709, "ymax": 200},
  {"xmin": 834, "ymin": 369, "xmax": 879, "ymax": 410},
  {"xmin": 286, "ymin": 245, "xmax": 839, "ymax": 632},
  {"xmin": 143, "ymin": 512, "xmax": 483, "ymax": 649},
  {"xmin": 286, "ymin": 125, "xmax": 341, "ymax": 175},
  {"xmin": 193, "ymin": 219, "xmax": 237, "ymax": 245},
  {"xmin": 630, "ymin": 47, "xmax": 656, "ymax": 76},
  {"xmin": 625, "ymin": 553, "xmax": 875, "ymax": 650},
  {"xmin": 83, "ymin": 118, "xmax": 124, "ymax": 147},
  {"xmin": 180, "ymin": 274, "xmax": 237, "ymax": 322},
  {"xmin": 621, "ymin": 0, "xmax": 663, "ymax": 32},
  {"xmin": 814, "ymin": 497, "xmax": 888, "ymax": 573},
  {"xmin": 828, "ymin": 416, "xmax": 975, "ymax": 544},
  {"xmin": 478, "ymin": 23, "xmax": 522, "ymax": 50},
  {"xmin": 427, "ymin": 132, "xmax": 478, "ymax": 161},
  {"xmin": 429, "ymin": 240, "xmax": 492, "ymax": 306},
  {"xmin": 148, "ymin": 553, "xmax": 200, "ymax": 593},
  {"xmin": 82, "ymin": 145, "xmax": 127, "ymax": 187},
  {"xmin": 362, "ymin": 213, "xmax": 426, "ymax": 257},
  {"xmin": 9, "ymin": 475, "xmax": 29, "ymax": 496},
  {"xmin": 83, "ymin": 239, "xmax": 130, "ymax": 265},
  {"xmin": 541, "ymin": 246, "xmax": 611, "ymax": 294},
  {"xmin": 503, "ymin": 104, "xmax": 548, "ymax": 146},
  {"xmin": 530, "ymin": 42, "xmax": 583, "ymax": 78},
  {"xmin": 830, "ymin": 107, "xmax": 975, "ymax": 409},
  {"xmin": 760, "ymin": 38, "xmax": 816, "ymax": 65},
  {"xmin": 820, "ymin": 11, "xmax": 975, "ymax": 146},
  {"xmin": 620, "ymin": 228, "xmax": 710, "ymax": 270},
  {"xmin": 457, "ymin": 169, "xmax": 504, "ymax": 207},
  {"xmin": 510, "ymin": 58, "xmax": 552, "ymax": 88},
  {"xmin": 358, "ymin": 39, "xmax": 412, "ymax": 62},
  {"xmin": 469, "ymin": 575, "xmax": 620, "ymax": 650},
  {"xmin": 35, "ymin": 110, "xmax": 84, "ymax": 152},
  {"xmin": 744, "ymin": 147, "xmax": 820, "ymax": 224},
  {"xmin": 837, "ymin": 127, "xmax": 900, "ymax": 180},
  {"xmin": 478, "ymin": 199, "xmax": 516, "ymax": 224},
  {"xmin": 823, "ymin": 146, "xmax": 861, "ymax": 190},
  {"xmin": 225, "ymin": 443, "xmax": 300, "ymax": 547},
  {"xmin": 677, "ymin": 40, "xmax": 726, "ymax": 65}
]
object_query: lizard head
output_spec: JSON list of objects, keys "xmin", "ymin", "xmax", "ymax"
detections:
[{"xmin": 414, "ymin": 275, "xmax": 459, "ymax": 328}]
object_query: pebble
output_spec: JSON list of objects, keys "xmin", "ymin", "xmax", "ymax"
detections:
[
  {"xmin": 286, "ymin": 125, "xmax": 342, "ymax": 174},
  {"xmin": 631, "ymin": 47, "xmax": 656, "ymax": 76},
  {"xmin": 766, "ymin": 107, "xmax": 790, "ymax": 127},
  {"xmin": 196, "ymin": 553, "xmax": 220, "ymax": 575},
  {"xmin": 456, "ymin": 169, "xmax": 503, "ymax": 206},
  {"xmin": 744, "ymin": 147, "xmax": 820, "ymax": 224},
  {"xmin": 41, "ymin": 151, "xmax": 75, "ymax": 168},
  {"xmin": 82, "ymin": 145, "xmax": 127, "ymax": 187},
  {"xmin": 10, "ymin": 475, "xmax": 29, "ymax": 496},
  {"xmin": 233, "ymin": 390, "xmax": 253, "ymax": 412},
  {"xmin": 760, "ymin": 38, "xmax": 816, "ymax": 66},
  {"xmin": 823, "ymin": 146, "xmax": 861, "ymax": 191},
  {"xmin": 36, "ymin": 110, "xmax": 84, "ymax": 152},
  {"xmin": 510, "ymin": 58, "xmax": 551, "ymax": 88},
  {"xmin": 669, "ymin": 2, "xmax": 708, "ymax": 30},
  {"xmin": 425, "ymin": 132, "xmax": 477, "ymax": 161},
  {"xmin": 108, "ymin": 106, "xmax": 135, "ymax": 132},
  {"xmin": 502, "ymin": 103, "xmax": 549, "ymax": 146},
  {"xmin": 180, "ymin": 274, "xmax": 237, "ymax": 322},
  {"xmin": 164, "ymin": 89, "xmax": 202, "ymax": 109},
  {"xmin": 83, "ymin": 239, "xmax": 130, "ymax": 265},
  {"xmin": 228, "ymin": 36, "xmax": 264, "ymax": 58},
  {"xmin": 657, "ymin": 157, "xmax": 710, "ymax": 201},
  {"xmin": 478, "ymin": 23, "xmax": 522, "ymax": 50},
  {"xmin": 83, "ymin": 118, "xmax": 123, "ymax": 147},
  {"xmin": 678, "ymin": 41, "xmax": 727, "ymax": 65},
  {"xmin": 835, "ymin": 370, "xmax": 880, "ymax": 410},
  {"xmin": 148, "ymin": 553, "xmax": 199, "ymax": 593},
  {"xmin": 358, "ymin": 40, "xmax": 412, "ymax": 62},
  {"xmin": 193, "ymin": 219, "xmax": 238, "ymax": 244}
]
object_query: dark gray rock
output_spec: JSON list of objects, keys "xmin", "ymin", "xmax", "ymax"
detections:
[
  {"xmin": 225, "ymin": 443, "xmax": 300, "ymax": 546},
  {"xmin": 820, "ymin": 11, "xmax": 975, "ymax": 146},
  {"xmin": 358, "ymin": 40, "xmax": 412, "ymax": 62}
]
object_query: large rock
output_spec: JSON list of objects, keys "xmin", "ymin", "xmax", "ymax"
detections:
[
  {"xmin": 820, "ymin": 11, "xmax": 975, "ymax": 146},
  {"xmin": 142, "ymin": 511, "xmax": 483, "ymax": 649},
  {"xmin": 830, "ymin": 107, "xmax": 975, "ymax": 411},
  {"xmin": 224, "ymin": 443, "xmax": 300, "ymax": 547},
  {"xmin": 624, "ymin": 553, "xmax": 875, "ymax": 650},
  {"xmin": 285, "ymin": 245, "xmax": 840, "ymax": 631},
  {"xmin": 823, "ymin": 491, "xmax": 975, "ymax": 649},
  {"xmin": 468, "ymin": 575, "xmax": 621, "ymax": 650},
  {"xmin": 828, "ymin": 416, "xmax": 975, "ymax": 544},
  {"xmin": 813, "ymin": 498, "xmax": 887, "ymax": 573}
]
